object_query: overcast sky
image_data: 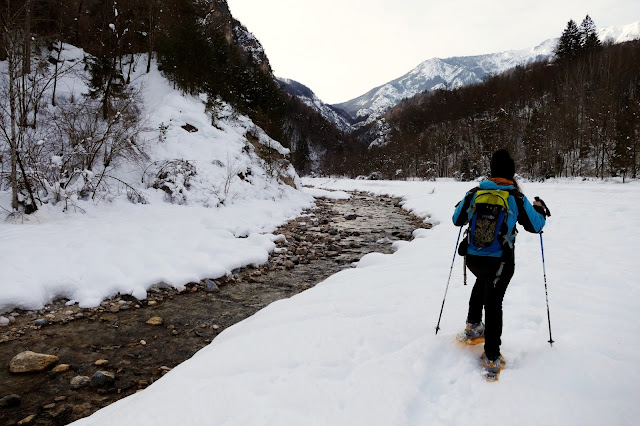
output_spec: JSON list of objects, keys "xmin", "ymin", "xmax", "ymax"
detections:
[{"xmin": 226, "ymin": 0, "xmax": 640, "ymax": 105}]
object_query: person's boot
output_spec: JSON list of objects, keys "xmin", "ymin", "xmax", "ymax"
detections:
[
  {"xmin": 482, "ymin": 352, "xmax": 506, "ymax": 381},
  {"xmin": 465, "ymin": 322, "xmax": 485, "ymax": 339},
  {"xmin": 456, "ymin": 322, "xmax": 485, "ymax": 345}
]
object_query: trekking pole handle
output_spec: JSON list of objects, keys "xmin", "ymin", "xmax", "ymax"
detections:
[{"xmin": 534, "ymin": 196, "xmax": 551, "ymax": 217}]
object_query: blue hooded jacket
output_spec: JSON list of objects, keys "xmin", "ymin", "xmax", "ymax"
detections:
[{"xmin": 452, "ymin": 179, "xmax": 546, "ymax": 257}]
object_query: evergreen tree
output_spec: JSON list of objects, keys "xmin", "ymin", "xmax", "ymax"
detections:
[
  {"xmin": 580, "ymin": 15, "xmax": 601, "ymax": 52},
  {"xmin": 555, "ymin": 19, "xmax": 582, "ymax": 60}
]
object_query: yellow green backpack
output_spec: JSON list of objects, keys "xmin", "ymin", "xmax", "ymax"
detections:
[{"xmin": 467, "ymin": 190, "xmax": 510, "ymax": 256}]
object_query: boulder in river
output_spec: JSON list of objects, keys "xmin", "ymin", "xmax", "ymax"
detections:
[{"xmin": 9, "ymin": 351, "xmax": 59, "ymax": 373}]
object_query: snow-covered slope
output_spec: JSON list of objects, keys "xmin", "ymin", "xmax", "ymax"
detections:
[
  {"xmin": 334, "ymin": 21, "xmax": 640, "ymax": 126},
  {"xmin": 0, "ymin": 49, "xmax": 312, "ymax": 313},
  {"xmin": 277, "ymin": 77, "xmax": 353, "ymax": 133}
]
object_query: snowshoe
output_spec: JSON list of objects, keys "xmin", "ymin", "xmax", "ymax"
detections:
[{"xmin": 481, "ymin": 353, "xmax": 506, "ymax": 382}]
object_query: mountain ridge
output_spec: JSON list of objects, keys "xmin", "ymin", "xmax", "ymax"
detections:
[
  {"xmin": 324, "ymin": 20, "xmax": 640, "ymax": 128},
  {"xmin": 276, "ymin": 78, "xmax": 353, "ymax": 133},
  {"xmin": 332, "ymin": 38, "xmax": 557, "ymax": 127}
]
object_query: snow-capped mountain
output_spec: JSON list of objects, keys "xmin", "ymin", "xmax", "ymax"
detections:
[
  {"xmin": 276, "ymin": 78, "xmax": 353, "ymax": 133},
  {"xmin": 333, "ymin": 21, "xmax": 640, "ymax": 127}
]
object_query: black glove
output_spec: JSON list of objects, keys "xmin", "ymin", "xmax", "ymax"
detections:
[{"xmin": 534, "ymin": 196, "xmax": 551, "ymax": 217}]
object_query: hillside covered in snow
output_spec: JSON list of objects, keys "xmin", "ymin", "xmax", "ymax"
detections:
[{"xmin": 0, "ymin": 44, "xmax": 312, "ymax": 313}]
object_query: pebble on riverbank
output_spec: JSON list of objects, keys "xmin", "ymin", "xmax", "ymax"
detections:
[{"xmin": 145, "ymin": 317, "xmax": 164, "ymax": 326}]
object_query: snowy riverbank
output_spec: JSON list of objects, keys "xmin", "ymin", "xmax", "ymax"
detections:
[{"xmin": 68, "ymin": 178, "xmax": 639, "ymax": 425}]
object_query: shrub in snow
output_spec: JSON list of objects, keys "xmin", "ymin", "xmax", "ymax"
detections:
[
  {"xmin": 148, "ymin": 160, "xmax": 197, "ymax": 205},
  {"xmin": 158, "ymin": 122, "xmax": 169, "ymax": 143},
  {"xmin": 0, "ymin": 43, "xmax": 146, "ymax": 214}
]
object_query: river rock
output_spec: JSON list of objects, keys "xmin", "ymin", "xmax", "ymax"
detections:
[
  {"xmin": 94, "ymin": 359, "xmax": 109, "ymax": 366},
  {"xmin": 204, "ymin": 279, "xmax": 220, "ymax": 292},
  {"xmin": 146, "ymin": 316, "xmax": 164, "ymax": 326},
  {"xmin": 70, "ymin": 375, "xmax": 91, "ymax": 389},
  {"xmin": 0, "ymin": 393, "xmax": 21, "ymax": 408},
  {"xmin": 91, "ymin": 371, "xmax": 115, "ymax": 387},
  {"xmin": 0, "ymin": 316, "xmax": 9, "ymax": 326},
  {"xmin": 17, "ymin": 414, "xmax": 36, "ymax": 424},
  {"xmin": 34, "ymin": 318, "xmax": 47, "ymax": 326},
  {"xmin": 50, "ymin": 364, "xmax": 71, "ymax": 375},
  {"xmin": 9, "ymin": 351, "xmax": 59, "ymax": 373},
  {"xmin": 328, "ymin": 244, "xmax": 343, "ymax": 253}
]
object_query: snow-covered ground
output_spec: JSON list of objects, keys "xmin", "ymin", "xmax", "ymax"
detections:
[
  {"xmin": 0, "ymin": 50, "xmax": 314, "ymax": 313},
  {"xmin": 66, "ymin": 177, "xmax": 639, "ymax": 426}
]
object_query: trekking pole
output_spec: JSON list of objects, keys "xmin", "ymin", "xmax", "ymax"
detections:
[
  {"xmin": 539, "ymin": 232, "xmax": 554, "ymax": 347},
  {"xmin": 435, "ymin": 227, "xmax": 463, "ymax": 335},
  {"xmin": 463, "ymin": 256, "xmax": 467, "ymax": 285}
]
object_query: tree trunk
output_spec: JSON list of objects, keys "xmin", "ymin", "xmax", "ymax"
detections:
[
  {"xmin": 127, "ymin": 52, "xmax": 134, "ymax": 83},
  {"xmin": 146, "ymin": 1, "xmax": 157, "ymax": 74},
  {"xmin": 23, "ymin": 0, "xmax": 31, "ymax": 75},
  {"xmin": 8, "ymin": 45, "xmax": 19, "ymax": 210},
  {"xmin": 51, "ymin": 41, "xmax": 62, "ymax": 106},
  {"xmin": 75, "ymin": 0, "xmax": 84, "ymax": 45},
  {"xmin": 16, "ymin": 150, "xmax": 38, "ymax": 212}
]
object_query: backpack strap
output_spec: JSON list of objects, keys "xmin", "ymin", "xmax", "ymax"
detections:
[
  {"xmin": 508, "ymin": 189, "xmax": 540, "ymax": 233},
  {"xmin": 453, "ymin": 187, "xmax": 480, "ymax": 226}
]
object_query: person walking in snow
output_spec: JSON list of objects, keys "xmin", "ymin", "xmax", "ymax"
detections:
[{"xmin": 451, "ymin": 149, "xmax": 549, "ymax": 378}]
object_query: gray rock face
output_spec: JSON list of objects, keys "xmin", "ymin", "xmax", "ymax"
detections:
[{"xmin": 9, "ymin": 351, "xmax": 59, "ymax": 373}]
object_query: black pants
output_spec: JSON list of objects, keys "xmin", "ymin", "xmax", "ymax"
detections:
[{"xmin": 465, "ymin": 254, "xmax": 515, "ymax": 360}]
